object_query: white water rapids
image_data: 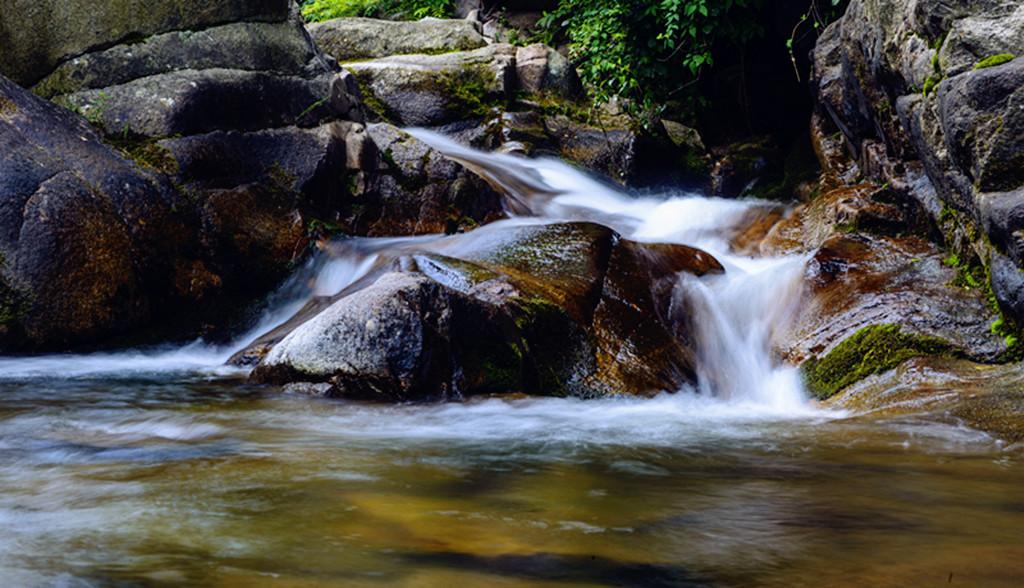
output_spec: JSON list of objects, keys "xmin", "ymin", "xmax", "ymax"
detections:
[{"xmin": 0, "ymin": 130, "xmax": 812, "ymax": 415}]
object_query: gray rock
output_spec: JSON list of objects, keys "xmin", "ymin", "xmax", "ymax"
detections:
[
  {"xmin": 938, "ymin": 57, "xmax": 1024, "ymax": 193},
  {"xmin": 308, "ymin": 17, "xmax": 486, "ymax": 62},
  {"xmin": 990, "ymin": 250, "xmax": 1024, "ymax": 325},
  {"xmin": 0, "ymin": 0, "xmax": 290, "ymax": 86},
  {"xmin": 345, "ymin": 44, "xmax": 516, "ymax": 126},
  {"xmin": 59, "ymin": 67, "xmax": 354, "ymax": 139},
  {"xmin": 811, "ymin": 0, "xmax": 1024, "ymax": 307},
  {"xmin": 938, "ymin": 4, "xmax": 1024, "ymax": 76},
  {"xmin": 514, "ymin": 44, "xmax": 581, "ymax": 98},
  {"xmin": 33, "ymin": 18, "xmax": 319, "ymax": 98},
  {"xmin": 0, "ymin": 74, "xmax": 198, "ymax": 348}
]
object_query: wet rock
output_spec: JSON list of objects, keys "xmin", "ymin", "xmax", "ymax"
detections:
[
  {"xmin": 756, "ymin": 186, "xmax": 1005, "ymax": 396},
  {"xmin": 355, "ymin": 123, "xmax": 505, "ymax": 235},
  {"xmin": 0, "ymin": 0, "xmax": 290, "ymax": 86},
  {"xmin": 308, "ymin": 17, "xmax": 486, "ymax": 62},
  {"xmin": 828, "ymin": 356, "xmax": 1024, "ymax": 444},
  {"xmin": 252, "ymin": 222, "xmax": 723, "ymax": 400}
]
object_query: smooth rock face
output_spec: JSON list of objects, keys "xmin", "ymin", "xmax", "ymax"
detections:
[
  {"xmin": 0, "ymin": 74, "xmax": 197, "ymax": 347},
  {"xmin": 0, "ymin": 0, "xmax": 290, "ymax": 86},
  {"xmin": 252, "ymin": 222, "xmax": 723, "ymax": 400},
  {"xmin": 811, "ymin": 0, "xmax": 1024, "ymax": 323},
  {"xmin": 32, "ymin": 18, "xmax": 318, "ymax": 98},
  {"xmin": 308, "ymin": 17, "xmax": 487, "ymax": 62}
]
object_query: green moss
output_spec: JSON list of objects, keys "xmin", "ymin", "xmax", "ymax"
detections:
[
  {"xmin": 436, "ymin": 65, "xmax": 504, "ymax": 119},
  {"xmin": 0, "ymin": 95, "xmax": 17, "ymax": 116},
  {"xmin": 346, "ymin": 69, "xmax": 393, "ymax": 122},
  {"xmin": 0, "ymin": 257, "xmax": 26, "ymax": 328},
  {"xmin": 107, "ymin": 137, "xmax": 179, "ymax": 174},
  {"xmin": 974, "ymin": 54, "xmax": 1015, "ymax": 70},
  {"xmin": 922, "ymin": 73, "xmax": 942, "ymax": 96},
  {"xmin": 803, "ymin": 324, "xmax": 957, "ymax": 399}
]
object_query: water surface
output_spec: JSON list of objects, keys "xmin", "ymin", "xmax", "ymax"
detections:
[{"xmin": 2, "ymin": 372, "xmax": 1021, "ymax": 587}]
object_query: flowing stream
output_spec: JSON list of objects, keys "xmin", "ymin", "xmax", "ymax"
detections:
[{"xmin": 1, "ymin": 134, "xmax": 1021, "ymax": 586}]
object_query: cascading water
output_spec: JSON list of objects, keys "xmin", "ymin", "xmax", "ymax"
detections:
[
  {"xmin": 0, "ymin": 128, "xmax": 809, "ymax": 409},
  {"xmin": 406, "ymin": 129, "xmax": 809, "ymax": 409}
]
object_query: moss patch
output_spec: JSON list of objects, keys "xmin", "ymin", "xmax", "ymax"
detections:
[
  {"xmin": 974, "ymin": 54, "xmax": 1015, "ymax": 70},
  {"xmin": 107, "ymin": 138, "xmax": 179, "ymax": 174},
  {"xmin": 803, "ymin": 324, "xmax": 957, "ymax": 399},
  {"xmin": 0, "ymin": 95, "xmax": 17, "ymax": 117},
  {"xmin": 436, "ymin": 65, "xmax": 505, "ymax": 119},
  {"xmin": 0, "ymin": 260, "xmax": 26, "ymax": 328}
]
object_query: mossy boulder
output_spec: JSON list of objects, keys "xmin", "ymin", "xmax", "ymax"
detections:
[{"xmin": 345, "ymin": 45, "xmax": 516, "ymax": 126}]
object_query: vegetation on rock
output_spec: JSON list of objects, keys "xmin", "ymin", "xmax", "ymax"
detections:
[
  {"xmin": 301, "ymin": 0, "xmax": 453, "ymax": 21},
  {"xmin": 803, "ymin": 324, "xmax": 956, "ymax": 399},
  {"xmin": 974, "ymin": 53, "xmax": 1015, "ymax": 70}
]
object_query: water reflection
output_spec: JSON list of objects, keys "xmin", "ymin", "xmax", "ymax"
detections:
[{"xmin": 0, "ymin": 376, "xmax": 1022, "ymax": 586}]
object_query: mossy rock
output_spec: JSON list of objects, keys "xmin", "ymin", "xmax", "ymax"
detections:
[
  {"xmin": 802, "ymin": 324, "xmax": 958, "ymax": 399},
  {"xmin": 974, "ymin": 54, "xmax": 1015, "ymax": 70}
]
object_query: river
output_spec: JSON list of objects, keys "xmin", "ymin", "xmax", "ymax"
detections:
[{"xmin": 1, "ymin": 132, "xmax": 1021, "ymax": 586}]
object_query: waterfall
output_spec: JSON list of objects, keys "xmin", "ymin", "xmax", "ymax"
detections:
[{"xmin": 0, "ymin": 129, "xmax": 810, "ymax": 408}]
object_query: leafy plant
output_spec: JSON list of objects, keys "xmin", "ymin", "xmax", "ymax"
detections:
[
  {"xmin": 301, "ymin": 0, "xmax": 453, "ymax": 22},
  {"xmin": 535, "ymin": 0, "xmax": 764, "ymax": 122},
  {"xmin": 786, "ymin": 0, "xmax": 846, "ymax": 81}
]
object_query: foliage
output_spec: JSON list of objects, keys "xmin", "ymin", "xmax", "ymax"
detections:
[
  {"xmin": 974, "ymin": 53, "xmax": 1015, "ymax": 70},
  {"xmin": 786, "ymin": 0, "xmax": 846, "ymax": 81},
  {"xmin": 802, "ymin": 324, "xmax": 956, "ymax": 399},
  {"xmin": 301, "ymin": 0, "xmax": 453, "ymax": 22},
  {"xmin": 535, "ymin": 0, "xmax": 764, "ymax": 121}
]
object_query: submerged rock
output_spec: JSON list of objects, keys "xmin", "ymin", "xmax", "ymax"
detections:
[{"xmin": 252, "ymin": 222, "xmax": 723, "ymax": 400}]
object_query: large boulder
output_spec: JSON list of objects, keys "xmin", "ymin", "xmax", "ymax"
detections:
[
  {"xmin": 251, "ymin": 222, "xmax": 723, "ymax": 400},
  {"xmin": 0, "ymin": 74, "xmax": 199, "ymax": 348},
  {"xmin": 0, "ymin": 0, "xmax": 290, "ymax": 87},
  {"xmin": 307, "ymin": 17, "xmax": 487, "ymax": 62},
  {"xmin": 345, "ymin": 44, "xmax": 517, "ymax": 127},
  {"xmin": 811, "ymin": 0, "xmax": 1024, "ymax": 322}
]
